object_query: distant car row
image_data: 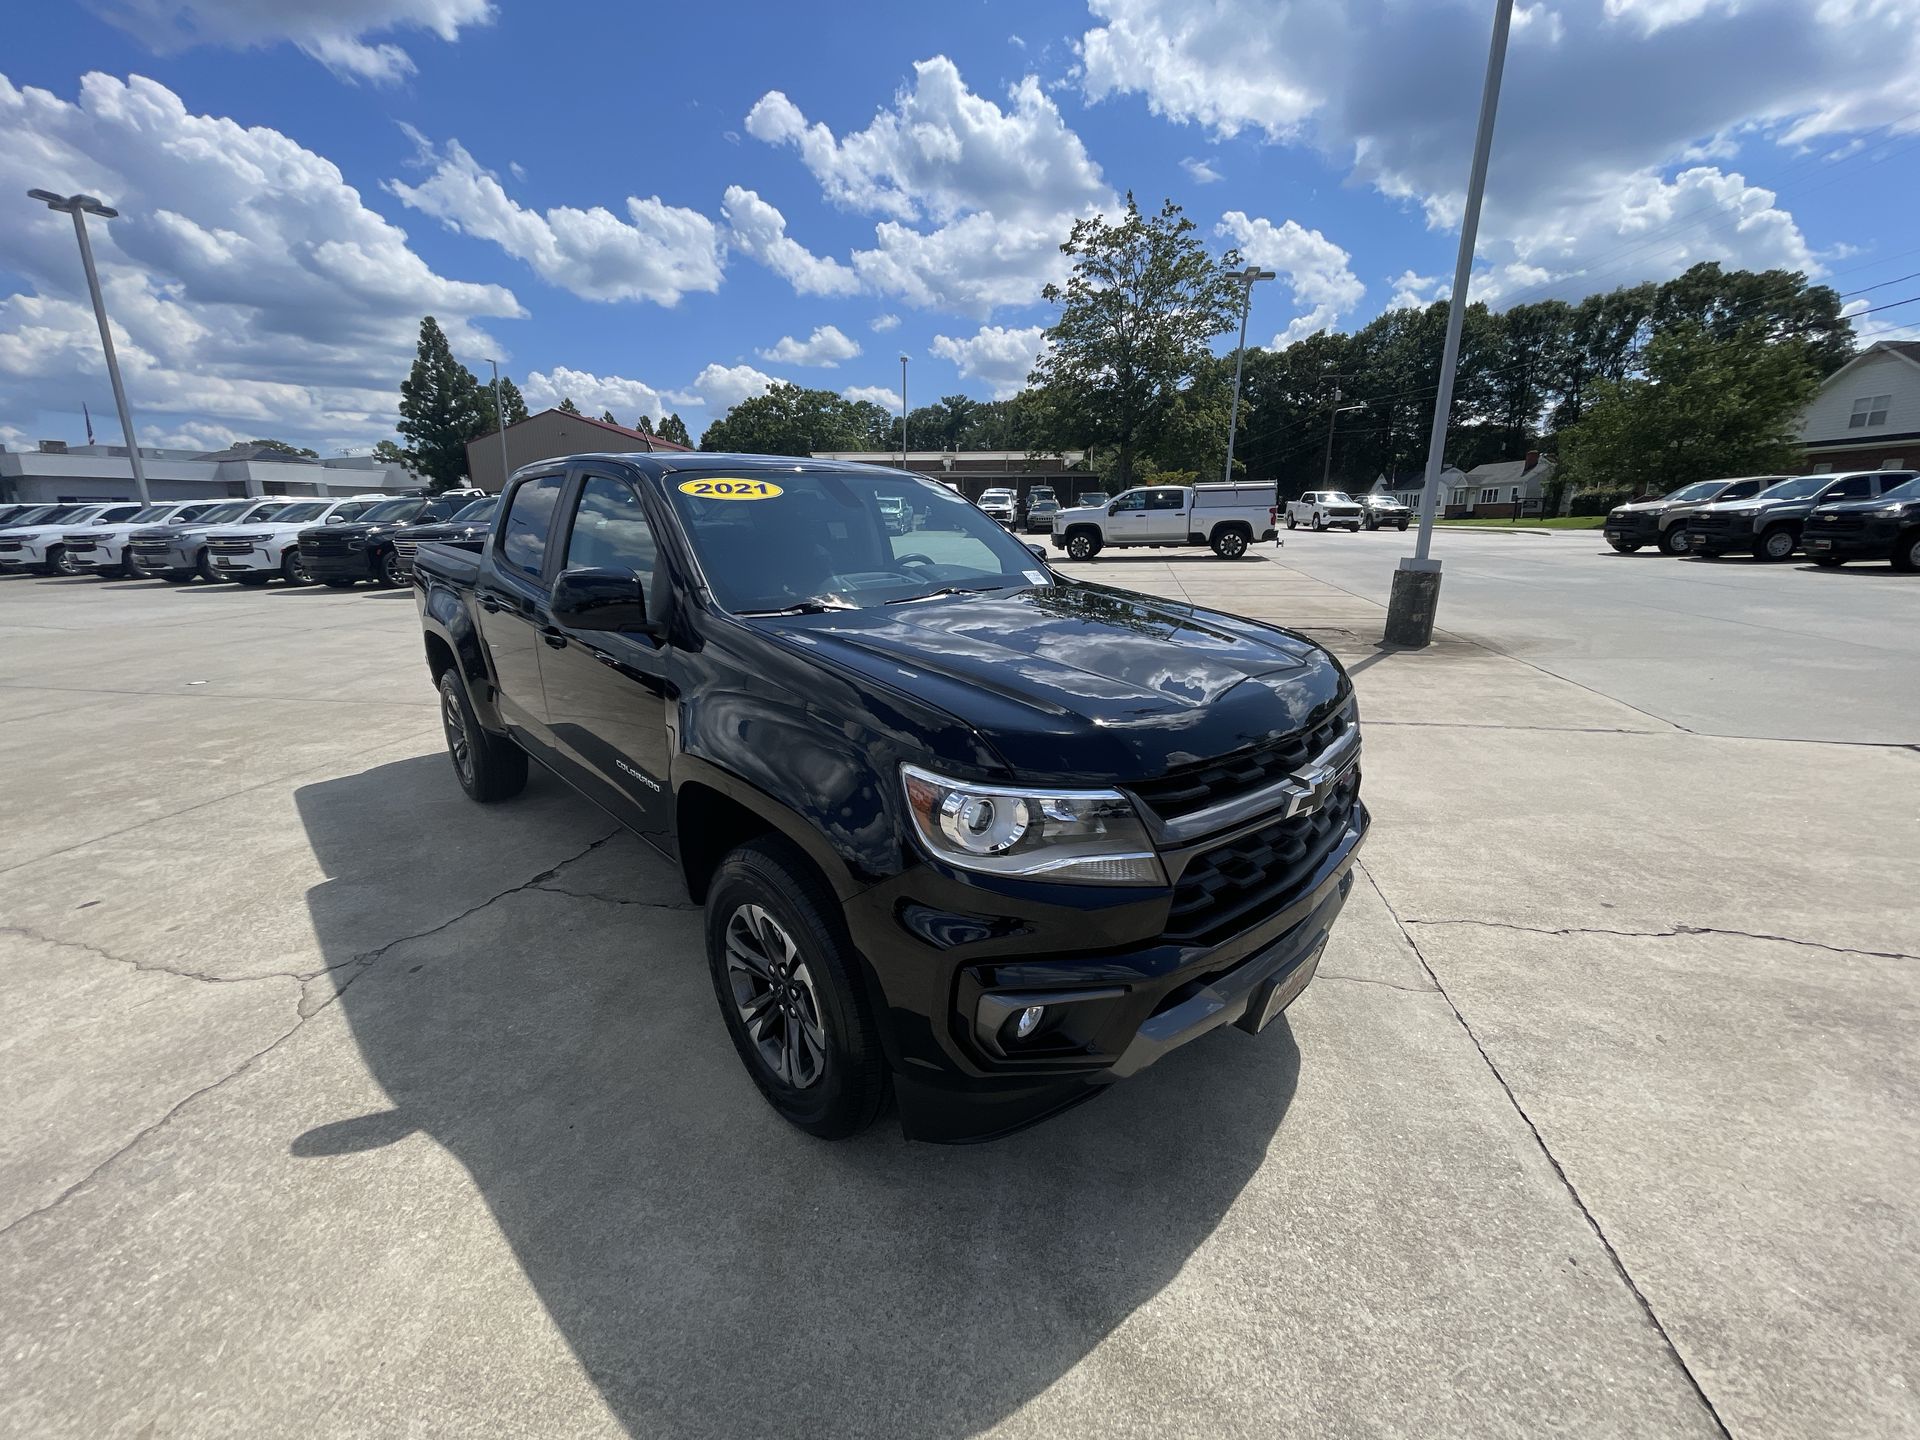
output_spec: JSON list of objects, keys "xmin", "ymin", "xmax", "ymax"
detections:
[
  {"xmin": 1604, "ymin": 470, "xmax": 1920, "ymax": 568},
  {"xmin": 0, "ymin": 492, "xmax": 496, "ymax": 586}
]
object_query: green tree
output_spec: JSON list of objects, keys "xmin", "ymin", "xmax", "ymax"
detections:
[
  {"xmin": 599, "ymin": 409, "xmax": 618, "ymax": 425},
  {"xmin": 1557, "ymin": 321, "xmax": 1819, "ymax": 498},
  {"xmin": 1652, "ymin": 261, "xmax": 1852, "ymax": 376},
  {"xmin": 372, "ymin": 439, "xmax": 408, "ymax": 465},
  {"xmin": 246, "ymin": 438, "xmax": 319, "ymax": 458},
  {"xmin": 656, "ymin": 413, "xmax": 692, "ymax": 447},
  {"xmin": 1028, "ymin": 195, "xmax": 1244, "ymax": 488},
  {"xmin": 697, "ymin": 382, "xmax": 869, "ymax": 454},
  {"xmin": 558, "ymin": 397, "xmax": 581, "ymax": 415},
  {"xmin": 633, "ymin": 414, "xmax": 655, "ymax": 435},
  {"xmin": 477, "ymin": 375, "xmax": 527, "ymax": 432},
  {"xmin": 395, "ymin": 316, "xmax": 486, "ymax": 491}
]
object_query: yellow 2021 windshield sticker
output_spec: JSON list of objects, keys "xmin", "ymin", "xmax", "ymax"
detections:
[{"xmin": 676, "ymin": 478, "xmax": 784, "ymax": 500}]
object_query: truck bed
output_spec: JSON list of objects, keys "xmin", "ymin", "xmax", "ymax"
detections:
[{"xmin": 412, "ymin": 539, "xmax": 482, "ymax": 588}]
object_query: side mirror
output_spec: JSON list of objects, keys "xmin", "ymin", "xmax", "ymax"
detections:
[
  {"xmin": 1026, "ymin": 543, "xmax": 1049, "ymax": 562},
  {"xmin": 551, "ymin": 566, "xmax": 651, "ymax": 633},
  {"xmin": 1107, "ymin": 502, "xmax": 1120, "ymax": 516}
]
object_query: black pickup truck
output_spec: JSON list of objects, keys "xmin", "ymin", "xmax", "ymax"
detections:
[
  {"xmin": 413, "ymin": 454, "xmax": 1366, "ymax": 1142},
  {"xmin": 299, "ymin": 494, "xmax": 469, "ymax": 587}
]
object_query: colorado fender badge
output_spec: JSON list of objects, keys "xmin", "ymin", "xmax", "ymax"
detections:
[{"xmin": 676, "ymin": 478, "xmax": 784, "ymax": 500}]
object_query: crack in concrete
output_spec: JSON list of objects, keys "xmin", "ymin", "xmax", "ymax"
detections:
[
  {"xmin": 1359, "ymin": 863, "xmax": 1736, "ymax": 1440},
  {"xmin": 534, "ymin": 882, "xmax": 697, "ymax": 911},
  {"xmin": 0, "ymin": 925, "xmax": 307, "ymax": 988},
  {"xmin": 0, "ymin": 828, "xmax": 621, "ymax": 1241},
  {"xmin": 1315, "ymin": 971, "xmax": 1439, "ymax": 994},
  {"xmin": 1401, "ymin": 916, "xmax": 1918, "ymax": 963}
]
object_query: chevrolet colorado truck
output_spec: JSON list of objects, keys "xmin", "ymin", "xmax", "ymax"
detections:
[
  {"xmin": 1803, "ymin": 474, "xmax": 1920, "ymax": 569},
  {"xmin": 391, "ymin": 495, "xmax": 499, "ymax": 577},
  {"xmin": 1284, "ymin": 492, "xmax": 1365, "ymax": 532},
  {"xmin": 414, "ymin": 454, "xmax": 1366, "ymax": 1142},
  {"xmin": 1052, "ymin": 482, "xmax": 1278, "ymax": 560},
  {"xmin": 1604, "ymin": 475, "xmax": 1789, "ymax": 555},
  {"xmin": 1687, "ymin": 470, "xmax": 1918, "ymax": 560}
]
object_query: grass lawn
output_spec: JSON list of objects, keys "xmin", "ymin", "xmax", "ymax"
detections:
[{"xmin": 1436, "ymin": 516, "xmax": 1606, "ymax": 530}]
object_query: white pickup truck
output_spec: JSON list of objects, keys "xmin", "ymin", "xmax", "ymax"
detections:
[
  {"xmin": 1051, "ymin": 482, "xmax": 1277, "ymax": 560},
  {"xmin": 201, "ymin": 494, "xmax": 392, "ymax": 585},
  {"xmin": 1284, "ymin": 491, "xmax": 1365, "ymax": 532}
]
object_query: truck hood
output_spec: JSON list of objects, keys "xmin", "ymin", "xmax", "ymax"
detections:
[
  {"xmin": 1611, "ymin": 498, "xmax": 1671, "ymax": 515},
  {"xmin": 753, "ymin": 581, "xmax": 1347, "ymax": 783},
  {"xmin": 1053, "ymin": 503, "xmax": 1105, "ymax": 524},
  {"xmin": 1812, "ymin": 496, "xmax": 1913, "ymax": 516},
  {"xmin": 131, "ymin": 522, "xmax": 233, "ymax": 541},
  {"xmin": 393, "ymin": 521, "xmax": 488, "ymax": 542},
  {"xmin": 299, "ymin": 522, "xmax": 404, "ymax": 541}
]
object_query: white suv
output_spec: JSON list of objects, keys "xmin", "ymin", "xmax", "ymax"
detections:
[
  {"xmin": 0, "ymin": 502, "xmax": 145, "ymax": 574},
  {"xmin": 978, "ymin": 488, "xmax": 1017, "ymax": 525},
  {"xmin": 67, "ymin": 500, "xmax": 226, "ymax": 577},
  {"xmin": 201, "ymin": 494, "xmax": 393, "ymax": 585}
]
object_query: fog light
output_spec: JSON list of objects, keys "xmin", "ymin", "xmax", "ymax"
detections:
[{"xmin": 1015, "ymin": 1005, "xmax": 1045, "ymax": 1039}]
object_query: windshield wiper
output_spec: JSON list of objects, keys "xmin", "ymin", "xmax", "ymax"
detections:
[
  {"xmin": 884, "ymin": 583, "xmax": 1006, "ymax": 606},
  {"xmin": 736, "ymin": 594, "xmax": 860, "ymax": 617}
]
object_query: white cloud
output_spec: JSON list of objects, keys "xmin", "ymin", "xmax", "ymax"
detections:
[
  {"xmin": 0, "ymin": 73, "xmax": 520, "ymax": 453},
  {"xmin": 90, "ymin": 0, "xmax": 494, "ymax": 83},
  {"xmin": 929, "ymin": 325, "xmax": 1048, "ymax": 399},
  {"xmin": 758, "ymin": 324, "xmax": 861, "ymax": 367},
  {"xmin": 721, "ymin": 186, "xmax": 860, "ymax": 296},
  {"xmin": 1181, "ymin": 156, "xmax": 1223, "ymax": 184},
  {"xmin": 390, "ymin": 138, "xmax": 723, "ymax": 305},
  {"xmin": 843, "ymin": 384, "xmax": 901, "ymax": 408},
  {"xmin": 690, "ymin": 362, "xmax": 780, "ymax": 416},
  {"xmin": 522, "ymin": 367, "xmax": 667, "ymax": 425},
  {"xmin": 1216, "ymin": 212, "xmax": 1365, "ymax": 343},
  {"xmin": 1080, "ymin": 0, "xmax": 1920, "ymax": 302},
  {"xmin": 869, "ymin": 313, "xmax": 901, "ymax": 332},
  {"xmin": 747, "ymin": 56, "xmax": 1114, "ymax": 315}
]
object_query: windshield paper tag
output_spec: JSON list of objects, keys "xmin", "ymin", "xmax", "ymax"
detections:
[
  {"xmin": 676, "ymin": 479, "xmax": 784, "ymax": 500},
  {"xmin": 1023, "ymin": 569, "xmax": 1047, "ymax": 584}
]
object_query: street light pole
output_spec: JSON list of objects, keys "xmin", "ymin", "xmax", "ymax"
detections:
[
  {"xmin": 1384, "ymin": 0, "xmax": 1515, "ymax": 647},
  {"xmin": 28, "ymin": 189, "xmax": 150, "ymax": 504},
  {"xmin": 1221, "ymin": 265, "xmax": 1276, "ymax": 487},
  {"xmin": 899, "ymin": 354, "xmax": 910, "ymax": 468},
  {"xmin": 1322, "ymin": 397, "xmax": 1365, "ymax": 489},
  {"xmin": 484, "ymin": 357, "xmax": 511, "ymax": 486}
]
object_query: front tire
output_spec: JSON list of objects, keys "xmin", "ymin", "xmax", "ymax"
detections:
[
  {"xmin": 1814, "ymin": 554, "xmax": 1845, "ymax": 568},
  {"xmin": 375, "ymin": 549, "xmax": 405, "ymax": 588},
  {"xmin": 46, "ymin": 546, "xmax": 77, "ymax": 577},
  {"xmin": 1064, "ymin": 530, "xmax": 1101, "ymax": 561},
  {"xmin": 1659, "ymin": 526, "xmax": 1690, "ymax": 556},
  {"xmin": 706, "ymin": 838, "xmax": 887, "ymax": 1140},
  {"xmin": 282, "ymin": 549, "xmax": 312, "ymax": 586},
  {"xmin": 1397, "ymin": 520, "xmax": 1409, "ymax": 531},
  {"xmin": 1609, "ymin": 539, "xmax": 1642, "ymax": 553},
  {"xmin": 1210, "ymin": 527, "xmax": 1249, "ymax": 559},
  {"xmin": 323, "ymin": 579, "xmax": 358, "ymax": 589},
  {"xmin": 1893, "ymin": 532, "xmax": 1920, "ymax": 573},
  {"xmin": 1756, "ymin": 525, "xmax": 1798, "ymax": 561},
  {"xmin": 438, "ymin": 669, "xmax": 527, "ymax": 803},
  {"xmin": 162, "ymin": 568, "xmax": 195, "ymax": 583},
  {"xmin": 234, "ymin": 573, "xmax": 270, "ymax": 586},
  {"xmin": 1311, "ymin": 513, "xmax": 1326, "ymax": 531}
]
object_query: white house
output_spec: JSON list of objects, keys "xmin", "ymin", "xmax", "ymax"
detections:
[
  {"xmin": 1798, "ymin": 340, "xmax": 1920, "ymax": 473},
  {"xmin": 1373, "ymin": 466, "xmax": 1468, "ymax": 513},
  {"xmin": 1458, "ymin": 452, "xmax": 1556, "ymax": 518}
]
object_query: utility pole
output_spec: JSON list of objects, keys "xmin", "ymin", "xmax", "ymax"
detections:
[
  {"xmin": 1322, "ymin": 392, "xmax": 1366, "ymax": 488},
  {"xmin": 1384, "ymin": 0, "xmax": 1515, "ymax": 647},
  {"xmin": 28, "ymin": 190, "xmax": 150, "ymax": 504},
  {"xmin": 484, "ymin": 358, "xmax": 511, "ymax": 486},
  {"xmin": 899, "ymin": 354, "xmax": 909, "ymax": 468},
  {"xmin": 1221, "ymin": 265, "xmax": 1276, "ymax": 486}
]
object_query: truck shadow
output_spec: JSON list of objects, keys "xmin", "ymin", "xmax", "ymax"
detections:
[{"xmin": 292, "ymin": 755, "xmax": 1300, "ymax": 1440}]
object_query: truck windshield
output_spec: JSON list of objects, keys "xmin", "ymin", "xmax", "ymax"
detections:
[
  {"xmin": 1751, "ymin": 477, "xmax": 1828, "ymax": 502},
  {"xmin": 270, "ymin": 503, "xmax": 330, "ymax": 523},
  {"xmin": 360, "ymin": 499, "xmax": 426, "ymax": 523},
  {"xmin": 451, "ymin": 497, "xmax": 498, "ymax": 522},
  {"xmin": 192, "ymin": 502, "xmax": 256, "ymax": 524},
  {"xmin": 1878, "ymin": 477, "xmax": 1920, "ymax": 502},
  {"xmin": 126, "ymin": 505, "xmax": 179, "ymax": 522},
  {"xmin": 667, "ymin": 471, "xmax": 1050, "ymax": 615},
  {"xmin": 1663, "ymin": 481, "xmax": 1726, "ymax": 503}
]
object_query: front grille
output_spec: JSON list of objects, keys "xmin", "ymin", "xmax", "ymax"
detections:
[
  {"xmin": 300, "ymin": 538, "xmax": 353, "ymax": 557},
  {"xmin": 1127, "ymin": 703, "xmax": 1352, "ymax": 823},
  {"xmin": 0, "ymin": 540, "xmax": 24, "ymax": 553},
  {"xmin": 1689, "ymin": 514, "xmax": 1734, "ymax": 532},
  {"xmin": 130, "ymin": 538, "xmax": 173, "ymax": 554},
  {"xmin": 1163, "ymin": 775, "xmax": 1361, "ymax": 945},
  {"xmin": 207, "ymin": 538, "xmax": 257, "ymax": 555},
  {"xmin": 1807, "ymin": 512, "xmax": 1864, "ymax": 532},
  {"xmin": 62, "ymin": 535, "xmax": 98, "ymax": 550},
  {"xmin": 393, "ymin": 539, "xmax": 419, "ymax": 558}
]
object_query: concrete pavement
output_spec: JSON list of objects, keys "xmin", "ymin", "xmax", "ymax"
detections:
[{"xmin": 1, "ymin": 551, "xmax": 1914, "ymax": 1439}]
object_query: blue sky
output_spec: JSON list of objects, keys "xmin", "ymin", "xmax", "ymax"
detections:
[{"xmin": 4, "ymin": 0, "xmax": 1920, "ymax": 454}]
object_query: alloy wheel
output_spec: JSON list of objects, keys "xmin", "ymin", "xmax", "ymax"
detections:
[
  {"xmin": 1763, "ymin": 529, "xmax": 1796, "ymax": 560},
  {"xmin": 52, "ymin": 547, "xmax": 78, "ymax": 576},
  {"xmin": 725, "ymin": 903, "xmax": 827, "ymax": 1089},
  {"xmin": 441, "ymin": 685, "xmax": 473, "ymax": 788}
]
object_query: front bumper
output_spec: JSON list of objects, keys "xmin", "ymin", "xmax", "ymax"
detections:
[
  {"xmin": 1604, "ymin": 514, "xmax": 1660, "ymax": 544},
  {"xmin": 129, "ymin": 542, "xmax": 198, "ymax": 572},
  {"xmin": 851, "ymin": 791, "xmax": 1369, "ymax": 1142},
  {"xmin": 1685, "ymin": 520, "xmax": 1755, "ymax": 553},
  {"xmin": 300, "ymin": 551, "xmax": 378, "ymax": 580},
  {"xmin": 206, "ymin": 546, "xmax": 277, "ymax": 574},
  {"xmin": 68, "ymin": 544, "xmax": 124, "ymax": 570}
]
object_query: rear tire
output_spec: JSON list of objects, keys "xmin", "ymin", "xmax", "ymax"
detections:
[
  {"xmin": 705, "ymin": 837, "xmax": 887, "ymax": 1140},
  {"xmin": 438, "ymin": 669, "xmax": 527, "ymax": 803},
  {"xmin": 1659, "ymin": 526, "xmax": 1690, "ymax": 556},
  {"xmin": 1210, "ymin": 527, "xmax": 1249, "ymax": 559},
  {"xmin": 1285, "ymin": 513, "xmax": 1297, "ymax": 530}
]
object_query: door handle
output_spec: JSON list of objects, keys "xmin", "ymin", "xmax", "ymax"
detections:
[{"xmin": 540, "ymin": 626, "xmax": 568, "ymax": 650}]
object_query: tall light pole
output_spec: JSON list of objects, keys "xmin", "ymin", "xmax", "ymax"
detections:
[
  {"xmin": 1221, "ymin": 265, "xmax": 1276, "ymax": 486},
  {"xmin": 1385, "ymin": 0, "xmax": 1515, "ymax": 647},
  {"xmin": 1322, "ymin": 398, "xmax": 1366, "ymax": 488},
  {"xmin": 483, "ymin": 357, "xmax": 511, "ymax": 485},
  {"xmin": 28, "ymin": 190, "xmax": 150, "ymax": 504},
  {"xmin": 899, "ymin": 354, "xmax": 910, "ymax": 468}
]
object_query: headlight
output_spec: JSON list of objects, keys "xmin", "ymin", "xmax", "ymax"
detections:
[{"xmin": 900, "ymin": 764, "xmax": 1166, "ymax": 885}]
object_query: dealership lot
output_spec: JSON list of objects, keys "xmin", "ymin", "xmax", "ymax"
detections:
[{"xmin": 2, "ymin": 536, "xmax": 1916, "ymax": 1439}]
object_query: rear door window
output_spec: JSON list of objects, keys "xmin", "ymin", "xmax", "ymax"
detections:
[{"xmin": 501, "ymin": 476, "xmax": 564, "ymax": 580}]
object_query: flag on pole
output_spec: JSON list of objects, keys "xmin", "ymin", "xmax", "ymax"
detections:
[{"xmin": 84, "ymin": 403, "xmax": 94, "ymax": 445}]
